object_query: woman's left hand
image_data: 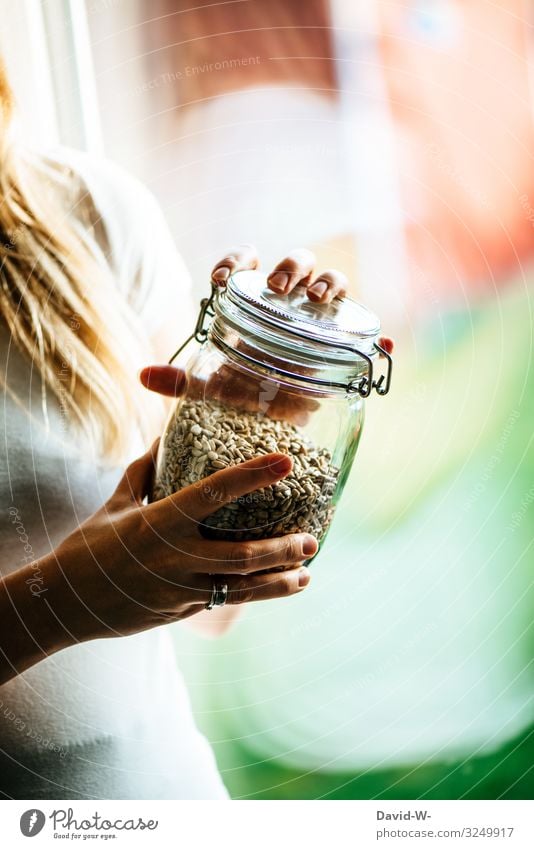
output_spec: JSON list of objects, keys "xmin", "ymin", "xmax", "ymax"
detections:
[
  {"xmin": 140, "ymin": 245, "xmax": 393, "ymax": 399},
  {"xmin": 211, "ymin": 244, "xmax": 348, "ymax": 303}
]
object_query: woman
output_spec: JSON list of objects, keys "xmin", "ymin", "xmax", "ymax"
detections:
[{"xmin": 0, "ymin": 60, "xmax": 351, "ymax": 799}]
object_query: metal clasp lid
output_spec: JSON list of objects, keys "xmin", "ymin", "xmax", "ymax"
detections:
[
  {"xmin": 348, "ymin": 342, "xmax": 393, "ymax": 397},
  {"xmin": 168, "ymin": 282, "xmax": 392, "ymax": 398},
  {"xmin": 168, "ymin": 284, "xmax": 217, "ymax": 365}
]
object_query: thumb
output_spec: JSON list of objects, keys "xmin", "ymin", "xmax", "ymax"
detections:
[
  {"xmin": 139, "ymin": 365, "xmax": 186, "ymax": 397},
  {"xmin": 113, "ymin": 439, "xmax": 160, "ymax": 504}
]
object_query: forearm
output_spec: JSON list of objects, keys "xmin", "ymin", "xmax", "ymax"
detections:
[{"xmin": 0, "ymin": 559, "xmax": 73, "ymax": 685}]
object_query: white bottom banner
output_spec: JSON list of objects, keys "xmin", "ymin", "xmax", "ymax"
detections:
[{"xmin": 1, "ymin": 800, "xmax": 532, "ymax": 848}]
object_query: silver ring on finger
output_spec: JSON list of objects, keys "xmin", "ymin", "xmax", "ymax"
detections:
[{"xmin": 206, "ymin": 578, "xmax": 228, "ymax": 610}]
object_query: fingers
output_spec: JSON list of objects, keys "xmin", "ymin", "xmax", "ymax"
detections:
[
  {"xmin": 158, "ymin": 453, "xmax": 293, "ymax": 525},
  {"xmin": 227, "ymin": 565, "xmax": 311, "ymax": 604},
  {"xmin": 150, "ymin": 453, "xmax": 294, "ymax": 527},
  {"xmin": 378, "ymin": 336, "xmax": 394, "ymax": 355},
  {"xmin": 267, "ymin": 249, "xmax": 316, "ymax": 295},
  {"xmin": 187, "ymin": 565, "xmax": 311, "ymax": 607},
  {"xmin": 113, "ymin": 440, "xmax": 160, "ymax": 504},
  {"xmin": 307, "ymin": 269, "xmax": 348, "ymax": 304},
  {"xmin": 211, "ymin": 244, "xmax": 258, "ymax": 285},
  {"xmin": 266, "ymin": 252, "xmax": 347, "ymax": 305},
  {"xmin": 216, "ymin": 246, "xmax": 346, "ymax": 307},
  {"xmin": 139, "ymin": 365, "xmax": 187, "ymax": 397},
  {"xmin": 177, "ymin": 533, "xmax": 318, "ymax": 575}
]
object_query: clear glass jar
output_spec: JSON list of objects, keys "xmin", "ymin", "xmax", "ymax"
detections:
[{"xmin": 151, "ymin": 271, "xmax": 392, "ymax": 560}]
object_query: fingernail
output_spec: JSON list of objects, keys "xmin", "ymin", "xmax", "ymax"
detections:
[
  {"xmin": 137, "ymin": 365, "xmax": 160, "ymax": 384},
  {"xmin": 268, "ymin": 271, "xmax": 289, "ymax": 291},
  {"xmin": 212, "ymin": 266, "xmax": 230, "ymax": 283},
  {"xmin": 302, "ymin": 535, "xmax": 317, "ymax": 556},
  {"xmin": 378, "ymin": 336, "xmax": 394, "ymax": 355},
  {"xmin": 298, "ymin": 567, "xmax": 310, "ymax": 588},
  {"xmin": 268, "ymin": 454, "xmax": 292, "ymax": 476},
  {"xmin": 308, "ymin": 281, "xmax": 327, "ymax": 298}
]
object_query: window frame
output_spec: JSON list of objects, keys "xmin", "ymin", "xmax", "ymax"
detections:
[{"xmin": 0, "ymin": 0, "xmax": 102, "ymax": 153}]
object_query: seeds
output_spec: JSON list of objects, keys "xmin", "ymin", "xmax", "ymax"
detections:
[{"xmin": 152, "ymin": 399, "xmax": 339, "ymax": 544}]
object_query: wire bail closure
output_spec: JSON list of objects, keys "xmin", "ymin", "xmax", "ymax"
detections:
[
  {"xmin": 168, "ymin": 282, "xmax": 392, "ymax": 397},
  {"xmin": 168, "ymin": 284, "xmax": 217, "ymax": 365}
]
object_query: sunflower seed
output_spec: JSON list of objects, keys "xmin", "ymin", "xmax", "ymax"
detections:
[{"xmin": 152, "ymin": 398, "xmax": 339, "ymax": 544}]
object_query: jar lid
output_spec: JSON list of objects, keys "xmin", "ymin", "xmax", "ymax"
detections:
[
  {"xmin": 226, "ymin": 269, "xmax": 381, "ymax": 355},
  {"xmin": 174, "ymin": 270, "xmax": 392, "ymax": 398}
]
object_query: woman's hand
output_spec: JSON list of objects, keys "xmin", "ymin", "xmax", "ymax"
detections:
[
  {"xmin": 139, "ymin": 245, "xmax": 347, "ymax": 398},
  {"xmin": 211, "ymin": 244, "xmax": 348, "ymax": 303},
  {"xmin": 140, "ymin": 362, "xmax": 319, "ymax": 426},
  {"xmin": 50, "ymin": 446, "xmax": 315, "ymax": 639},
  {"xmin": 211, "ymin": 244, "xmax": 393, "ymax": 352},
  {"xmin": 0, "ymin": 446, "xmax": 315, "ymax": 682},
  {"xmin": 140, "ymin": 245, "xmax": 393, "ymax": 401}
]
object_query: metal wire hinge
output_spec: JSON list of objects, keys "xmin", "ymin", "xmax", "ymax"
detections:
[
  {"xmin": 168, "ymin": 283, "xmax": 217, "ymax": 364},
  {"xmin": 347, "ymin": 342, "xmax": 393, "ymax": 397},
  {"xmin": 167, "ymin": 283, "xmax": 392, "ymax": 398}
]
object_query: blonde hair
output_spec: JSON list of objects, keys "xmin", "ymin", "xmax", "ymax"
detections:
[{"xmin": 0, "ymin": 60, "xmax": 153, "ymax": 461}]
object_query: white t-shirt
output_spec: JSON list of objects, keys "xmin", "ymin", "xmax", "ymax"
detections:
[{"xmin": 0, "ymin": 149, "xmax": 228, "ymax": 800}]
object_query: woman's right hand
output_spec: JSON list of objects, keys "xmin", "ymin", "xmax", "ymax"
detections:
[{"xmin": 38, "ymin": 444, "xmax": 316, "ymax": 645}]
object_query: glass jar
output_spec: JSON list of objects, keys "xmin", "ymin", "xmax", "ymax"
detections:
[{"xmin": 151, "ymin": 270, "xmax": 392, "ymax": 560}]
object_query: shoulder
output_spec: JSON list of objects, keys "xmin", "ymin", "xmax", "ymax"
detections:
[
  {"xmin": 46, "ymin": 146, "xmax": 166, "ymax": 257},
  {"xmin": 41, "ymin": 146, "xmax": 191, "ymax": 331}
]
